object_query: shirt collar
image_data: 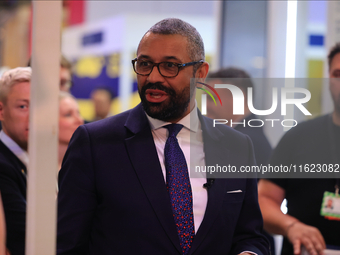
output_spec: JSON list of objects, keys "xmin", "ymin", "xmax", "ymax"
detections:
[
  {"xmin": 146, "ymin": 100, "xmax": 199, "ymax": 133},
  {"xmin": 0, "ymin": 130, "xmax": 29, "ymax": 167}
]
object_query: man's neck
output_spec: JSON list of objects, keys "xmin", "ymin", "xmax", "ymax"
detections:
[{"xmin": 146, "ymin": 101, "xmax": 199, "ymax": 133}]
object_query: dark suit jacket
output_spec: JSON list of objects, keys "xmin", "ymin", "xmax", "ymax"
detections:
[
  {"xmin": 235, "ymin": 114, "xmax": 272, "ymax": 166},
  {"xmin": 57, "ymin": 104, "xmax": 269, "ymax": 255},
  {"xmin": 0, "ymin": 140, "xmax": 27, "ymax": 255}
]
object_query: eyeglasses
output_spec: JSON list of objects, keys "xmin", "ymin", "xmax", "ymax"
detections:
[{"xmin": 132, "ymin": 58, "xmax": 204, "ymax": 78}]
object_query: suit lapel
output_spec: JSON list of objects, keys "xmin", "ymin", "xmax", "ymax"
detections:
[
  {"xmin": 124, "ymin": 104, "xmax": 182, "ymax": 253},
  {"xmin": 189, "ymin": 113, "xmax": 230, "ymax": 254}
]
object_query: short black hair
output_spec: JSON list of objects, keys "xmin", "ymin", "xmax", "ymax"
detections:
[
  {"xmin": 328, "ymin": 43, "xmax": 340, "ymax": 70},
  {"xmin": 91, "ymin": 87, "xmax": 114, "ymax": 100},
  {"xmin": 207, "ymin": 67, "xmax": 253, "ymax": 94},
  {"xmin": 139, "ymin": 18, "xmax": 205, "ymax": 75},
  {"xmin": 142, "ymin": 18, "xmax": 205, "ymax": 62}
]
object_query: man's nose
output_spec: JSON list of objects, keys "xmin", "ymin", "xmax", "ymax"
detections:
[{"xmin": 147, "ymin": 65, "xmax": 165, "ymax": 83}]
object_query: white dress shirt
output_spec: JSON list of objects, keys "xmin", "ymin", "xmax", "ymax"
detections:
[
  {"xmin": 146, "ymin": 103, "xmax": 207, "ymax": 233},
  {"xmin": 0, "ymin": 130, "xmax": 29, "ymax": 167}
]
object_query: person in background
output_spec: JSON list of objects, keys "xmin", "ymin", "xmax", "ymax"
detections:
[
  {"xmin": 0, "ymin": 67, "xmax": 31, "ymax": 255},
  {"xmin": 90, "ymin": 87, "xmax": 113, "ymax": 121},
  {"xmin": 58, "ymin": 92, "xmax": 84, "ymax": 169},
  {"xmin": 206, "ymin": 67, "xmax": 272, "ymax": 166},
  {"xmin": 28, "ymin": 55, "xmax": 73, "ymax": 92},
  {"xmin": 59, "ymin": 56, "xmax": 73, "ymax": 93},
  {"xmin": 258, "ymin": 43, "xmax": 340, "ymax": 255},
  {"xmin": 206, "ymin": 67, "xmax": 274, "ymax": 254},
  {"xmin": 0, "ymin": 66, "xmax": 81, "ymax": 254}
]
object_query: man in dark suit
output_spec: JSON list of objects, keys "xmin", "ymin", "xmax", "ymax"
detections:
[
  {"xmin": 206, "ymin": 67, "xmax": 274, "ymax": 255},
  {"xmin": 57, "ymin": 18, "xmax": 269, "ymax": 255},
  {"xmin": 206, "ymin": 67, "xmax": 272, "ymax": 166},
  {"xmin": 0, "ymin": 67, "xmax": 31, "ymax": 255}
]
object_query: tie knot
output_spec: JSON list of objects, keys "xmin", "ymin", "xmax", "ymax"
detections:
[{"xmin": 165, "ymin": 124, "xmax": 183, "ymax": 138}]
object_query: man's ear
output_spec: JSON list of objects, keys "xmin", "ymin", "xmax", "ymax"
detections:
[{"xmin": 195, "ymin": 62, "xmax": 209, "ymax": 80}]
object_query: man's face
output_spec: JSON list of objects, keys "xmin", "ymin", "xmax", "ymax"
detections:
[
  {"xmin": 91, "ymin": 90, "xmax": 111, "ymax": 119},
  {"xmin": 329, "ymin": 52, "xmax": 340, "ymax": 114},
  {"xmin": 0, "ymin": 82, "xmax": 30, "ymax": 151},
  {"xmin": 59, "ymin": 96, "xmax": 84, "ymax": 145},
  {"xmin": 136, "ymin": 32, "xmax": 207, "ymax": 123}
]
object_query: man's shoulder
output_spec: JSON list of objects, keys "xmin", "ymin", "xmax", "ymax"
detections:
[
  {"xmin": 83, "ymin": 104, "xmax": 144, "ymax": 133},
  {"xmin": 295, "ymin": 114, "xmax": 328, "ymax": 130},
  {"xmin": 282, "ymin": 114, "xmax": 329, "ymax": 140},
  {"xmin": 84, "ymin": 108, "xmax": 132, "ymax": 131},
  {"xmin": 270, "ymin": 114, "xmax": 330, "ymax": 164}
]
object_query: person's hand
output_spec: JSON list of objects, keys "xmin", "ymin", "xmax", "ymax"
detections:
[{"xmin": 286, "ymin": 221, "xmax": 326, "ymax": 255}]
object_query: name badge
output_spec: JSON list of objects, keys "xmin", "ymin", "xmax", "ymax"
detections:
[{"xmin": 320, "ymin": 191, "xmax": 340, "ymax": 221}]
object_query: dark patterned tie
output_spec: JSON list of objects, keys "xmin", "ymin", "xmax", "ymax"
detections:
[{"xmin": 164, "ymin": 124, "xmax": 195, "ymax": 255}]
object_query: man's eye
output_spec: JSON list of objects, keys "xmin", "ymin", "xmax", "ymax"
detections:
[
  {"xmin": 165, "ymin": 62, "xmax": 175, "ymax": 68},
  {"xmin": 63, "ymin": 112, "xmax": 72, "ymax": 117},
  {"xmin": 19, "ymin": 105, "xmax": 28, "ymax": 109},
  {"xmin": 139, "ymin": 61, "xmax": 150, "ymax": 67}
]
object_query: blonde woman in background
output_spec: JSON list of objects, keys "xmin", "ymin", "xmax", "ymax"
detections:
[{"xmin": 58, "ymin": 92, "xmax": 84, "ymax": 169}]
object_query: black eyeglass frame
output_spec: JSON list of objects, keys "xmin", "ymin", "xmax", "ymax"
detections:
[{"xmin": 131, "ymin": 58, "xmax": 204, "ymax": 78}]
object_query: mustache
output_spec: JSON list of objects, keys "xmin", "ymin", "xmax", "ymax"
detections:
[{"xmin": 140, "ymin": 83, "xmax": 176, "ymax": 97}]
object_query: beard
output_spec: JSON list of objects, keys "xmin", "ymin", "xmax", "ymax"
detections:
[
  {"xmin": 333, "ymin": 96, "xmax": 340, "ymax": 116},
  {"xmin": 139, "ymin": 82, "xmax": 194, "ymax": 122},
  {"xmin": 330, "ymin": 81, "xmax": 340, "ymax": 117}
]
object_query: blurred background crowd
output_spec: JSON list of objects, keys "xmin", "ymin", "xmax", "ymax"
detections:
[
  {"xmin": 1, "ymin": 1, "xmax": 337, "ymax": 132},
  {"xmin": 0, "ymin": 1, "xmax": 340, "ymax": 255}
]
